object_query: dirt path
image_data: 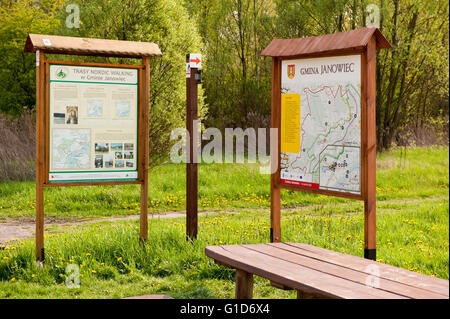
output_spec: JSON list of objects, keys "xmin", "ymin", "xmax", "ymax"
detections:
[
  {"xmin": 0, "ymin": 211, "xmax": 234, "ymax": 245},
  {"xmin": 1, "ymin": 195, "xmax": 446, "ymax": 245}
]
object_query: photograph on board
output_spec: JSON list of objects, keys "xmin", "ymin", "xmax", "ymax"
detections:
[
  {"xmin": 111, "ymin": 143, "xmax": 123, "ymax": 151},
  {"xmin": 94, "ymin": 155, "xmax": 103, "ymax": 168},
  {"xmin": 53, "ymin": 112, "xmax": 65, "ymax": 124},
  {"xmin": 124, "ymin": 151, "xmax": 133, "ymax": 159},
  {"xmin": 66, "ymin": 106, "xmax": 78, "ymax": 124},
  {"xmin": 104, "ymin": 154, "xmax": 113, "ymax": 168},
  {"xmin": 95, "ymin": 143, "xmax": 109, "ymax": 153},
  {"xmin": 115, "ymin": 160, "xmax": 124, "ymax": 168}
]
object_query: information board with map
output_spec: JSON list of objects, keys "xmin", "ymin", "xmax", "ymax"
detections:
[
  {"xmin": 48, "ymin": 64, "xmax": 139, "ymax": 182},
  {"xmin": 280, "ymin": 55, "xmax": 361, "ymax": 195}
]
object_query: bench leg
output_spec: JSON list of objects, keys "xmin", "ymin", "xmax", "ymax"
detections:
[
  {"xmin": 235, "ymin": 269, "xmax": 253, "ymax": 299},
  {"xmin": 296, "ymin": 290, "xmax": 316, "ymax": 299}
]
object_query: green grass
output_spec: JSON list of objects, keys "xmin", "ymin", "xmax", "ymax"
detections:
[
  {"xmin": 0, "ymin": 146, "xmax": 448, "ymax": 220},
  {"xmin": 0, "ymin": 146, "xmax": 448, "ymax": 298}
]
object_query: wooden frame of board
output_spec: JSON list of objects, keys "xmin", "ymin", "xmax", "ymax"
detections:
[
  {"xmin": 261, "ymin": 27, "xmax": 391, "ymax": 260},
  {"xmin": 25, "ymin": 34, "xmax": 161, "ymax": 261}
]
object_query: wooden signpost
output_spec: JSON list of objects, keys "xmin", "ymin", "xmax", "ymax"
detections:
[
  {"xmin": 261, "ymin": 27, "xmax": 391, "ymax": 260},
  {"xmin": 25, "ymin": 34, "xmax": 161, "ymax": 261},
  {"xmin": 186, "ymin": 53, "xmax": 201, "ymax": 240}
]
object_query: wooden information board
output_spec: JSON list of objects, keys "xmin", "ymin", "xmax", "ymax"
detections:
[
  {"xmin": 25, "ymin": 34, "xmax": 161, "ymax": 261},
  {"xmin": 261, "ymin": 27, "xmax": 391, "ymax": 260}
]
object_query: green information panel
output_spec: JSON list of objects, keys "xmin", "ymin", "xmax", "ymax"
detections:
[{"xmin": 48, "ymin": 64, "xmax": 138, "ymax": 182}]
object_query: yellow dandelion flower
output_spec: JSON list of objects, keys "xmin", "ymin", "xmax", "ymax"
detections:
[
  {"xmin": 10, "ymin": 277, "xmax": 16, "ymax": 282},
  {"xmin": 117, "ymin": 257, "xmax": 122, "ymax": 261}
]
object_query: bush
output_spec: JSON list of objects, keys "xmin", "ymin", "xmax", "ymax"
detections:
[{"xmin": 0, "ymin": 111, "xmax": 35, "ymax": 181}]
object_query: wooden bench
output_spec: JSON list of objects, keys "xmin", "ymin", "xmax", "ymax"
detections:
[{"xmin": 205, "ymin": 242, "xmax": 449, "ymax": 299}]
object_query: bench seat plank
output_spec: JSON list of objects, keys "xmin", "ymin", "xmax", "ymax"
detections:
[
  {"xmin": 283, "ymin": 242, "xmax": 449, "ymax": 297},
  {"xmin": 206, "ymin": 245, "xmax": 406, "ymax": 299},
  {"xmin": 205, "ymin": 243, "xmax": 449, "ymax": 299},
  {"xmin": 244, "ymin": 243, "xmax": 445, "ymax": 299}
]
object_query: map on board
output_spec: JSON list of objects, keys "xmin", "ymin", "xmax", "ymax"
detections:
[
  {"xmin": 87, "ymin": 100, "xmax": 103, "ymax": 117},
  {"xmin": 52, "ymin": 129, "xmax": 90, "ymax": 169},
  {"xmin": 115, "ymin": 101, "xmax": 131, "ymax": 118},
  {"xmin": 280, "ymin": 55, "xmax": 361, "ymax": 194}
]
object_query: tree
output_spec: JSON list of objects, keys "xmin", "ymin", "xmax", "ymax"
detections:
[
  {"xmin": 185, "ymin": 0, "xmax": 275, "ymax": 132},
  {"xmin": 0, "ymin": 0, "xmax": 62, "ymax": 115},
  {"xmin": 57, "ymin": 0, "xmax": 207, "ymax": 164}
]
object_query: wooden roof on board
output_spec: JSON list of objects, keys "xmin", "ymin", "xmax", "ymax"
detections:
[
  {"xmin": 24, "ymin": 34, "xmax": 162, "ymax": 58},
  {"xmin": 260, "ymin": 27, "xmax": 391, "ymax": 58}
]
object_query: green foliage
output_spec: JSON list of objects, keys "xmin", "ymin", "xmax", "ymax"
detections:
[
  {"xmin": 0, "ymin": 187, "xmax": 447, "ymax": 297},
  {"xmin": 0, "ymin": 0, "xmax": 62, "ymax": 115},
  {"xmin": 184, "ymin": 0, "xmax": 274, "ymax": 129},
  {"xmin": 0, "ymin": 0, "xmax": 447, "ymax": 153},
  {"xmin": 0, "ymin": 146, "xmax": 448, "ymax": 218},
  {"xmin": 55, "ymin": 0, "xmax": 207, "ymax": 163},
  {"xmin": 0, "ymin": 0, "xmax": 206, "ymax": 163},
  {"xmin": 186, "ymin": 0, "xmax": 448, "ymax": 147}
]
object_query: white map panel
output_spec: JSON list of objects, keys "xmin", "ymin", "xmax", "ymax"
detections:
[{"xmin": 280, "ymin": 55, "xmax": 361, "ymax": 194}]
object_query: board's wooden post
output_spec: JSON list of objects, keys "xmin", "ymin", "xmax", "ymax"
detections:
[
  {"xmin": 235, "ymin": 269, "xmax": 253, "ymax": 299},
  {"xmin": 35, "ymin": 50, "xmax": 45, "ymax": 261},
  {"xmin": 140, "ymin": 56, "xmax": 151, "ymax": 243},
  {"xmin": 364, "ymin": 36, "xmax": 377, "ymax": 260},
  {"xmin": 186, "ymin": 54, "xmax": 199, "ymax": 241},
  {"xmin": 270, "ymin": 57, "xmax": 281, "ymax": 243}
]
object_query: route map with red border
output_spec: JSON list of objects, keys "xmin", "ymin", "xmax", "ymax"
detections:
[{"xmin": 280, "ymin": 55, "xmax": 362, "ymax": 194}]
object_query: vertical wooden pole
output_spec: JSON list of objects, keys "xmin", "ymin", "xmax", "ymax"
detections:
[
  {"xmin": 140, "ymin": 56, "xmax": 150, "ymax": 243},
  {"xmin": 186, "ymin": 54, "xmax": 198, "ymax": 240},
  {"xmin": 364, "ymin": 36, "xmax": 377, "ymax": 260},
  {"xmin": 235, "ymin": 269, "xmax": 253, "ymax": 299},
  {"xmin": 270, "ymin": 57, "xmax": 281, "ymax": 243},
  {"xmin": 35, "ymin": 50, "xmax": 45, "ymax": 261}
]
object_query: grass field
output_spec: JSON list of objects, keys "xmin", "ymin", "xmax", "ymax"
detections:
[{"xmin": 0, "ymin": 146, "xmax": 448, "ymax": 298}]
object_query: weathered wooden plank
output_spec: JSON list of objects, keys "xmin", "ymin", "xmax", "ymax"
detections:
[
  {"xmin": 186, "ymin": 57, "xmax": 199, "ymax": 240},
  {"xmin": 140, "ymin": 56, "xmax": 151, "ymax": 243},
  {"xmin": 270, "ymin": 57, "xmax": 281, "ymax": 243},
  {"xmin": 25, "ymin": 34, "xmax": 162, "ymax": 58},
  {"xmin": 245, "ymin": 244, "xmax": 444, "ymax": 299},
  {"xmin": 205, "ymin": 245, "xmax": 405, "ymax": 299},
  {"xmin": 284, "ymin": 242, "xmax": 449, "ymax": 297},
  {"xmin": 35, "ymin": 51, "xmax": 45, "ymax": 261},
  {"xmin": 364, "ymin": 35, "xmax": 377, "ymax": 258},
  {"xmin": 260, "ymin": 27, "xmax": 391, "ymax": 58}
]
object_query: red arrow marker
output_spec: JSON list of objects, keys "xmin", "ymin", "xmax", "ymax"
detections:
[{"xmin": 190, "ymin": 57, "xmax": 200, "ymax": 65}]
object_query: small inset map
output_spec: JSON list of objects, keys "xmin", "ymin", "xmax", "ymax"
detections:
[
  {"xmin": 87, "ymin": 100, "xmax": 103, "ymax": 117},
  {"xmin": 52, "ymin": 129, "xmax": 90, "ymax": 169},
  {"xmin": 115, "ymin": 101, "xmax": 131, "ymax": 118},
  {"xmin": 319, "ymin": 145, "xmax": 360, "ymax": 193}
]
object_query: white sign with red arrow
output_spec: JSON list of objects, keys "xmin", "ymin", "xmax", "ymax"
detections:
[{"xmin": 189, "ymin": 53, "xmax": 202, "ymax": 69}]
